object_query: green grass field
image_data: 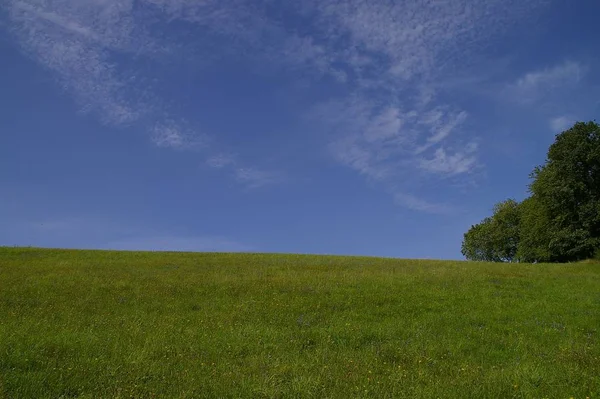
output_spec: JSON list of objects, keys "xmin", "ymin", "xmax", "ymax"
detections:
[{"xmin": 1, "ymin": 247, "xmax": 599, "ymax": 398}]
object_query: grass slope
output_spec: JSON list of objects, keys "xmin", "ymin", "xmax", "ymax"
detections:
[{"xmin": 1, "ymin": 247, "xmax": 599, "ymax": 398}]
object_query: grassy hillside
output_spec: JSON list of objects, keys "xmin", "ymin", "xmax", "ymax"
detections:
[{"xmin": 1, "ymin": 247, "xmax": 599, "ymax": 398}]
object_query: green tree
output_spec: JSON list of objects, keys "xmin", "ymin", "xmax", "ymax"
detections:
[
  {"xmin": 529, "ymin": 121, "xmax": 600, "ymax": 261},
  {"xmin": 461, "ymin": 217, "xmax": 497, "ymax": 262},
  {"xmin": 462, "ymin": 199, "xmax": 521, "ymax": 262},
  {"xmin": 516, "ymin": 196, "xmax": 553, "ymax": 263},
  {"xmin": 462, "ymin": 120, "xmax": 600, "ymax": 263}
]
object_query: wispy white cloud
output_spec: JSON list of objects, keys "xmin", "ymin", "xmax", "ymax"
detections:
[
  {"xmin": 107, "ymin": 235, "xmax": 254, "ymax": 252},
  {"xmin": 14, "ymin": 216, "xmax": 253, "ymax": 252},
  {"xmin": 510, "ymin": 61, "xmax": 585, "ymax": 103},
  {"xmin": 419, "ymin": 144, "xmax": 478, "ymax": 177},
  {"xmin": 234, "ymin": 167, "xmax": 284, "ymax": 189},
  {"xmin": 415, "ymin": 109, "xmax": 469, "ymax": 154},
  {"xmin": 151, "ymin": 122, "xmax": 205, "ymax": 150},
  {"xmin": 13, "ymin": 1, "xmax": 99, "ymax": 41},
  {"xmin": 329, "ymin": 135, "xmax": 390, "ymax": 181},
  {"xmin": 3, "ymin": 0, "xmax": 283, "ymax": 187},
  {"xmin": 7, "ymin": 0, "xmax": 152, "ymax": 127},
  {"xmin": 206, "ymin": 153, "xmax": 236, "ymax": 169},
  {"xmin": 549, "ymin": 116, "xmax": 575, "ymax": 133},
  {"xmin": 322, "ymin": 99, "xmax": 412, "ymax": 183},
  {"xmin": 394, "ymin": 193, "xmax": 453, "ymax": 215},
  {"xmin": 300, "ymin": 0, "xmax": 546, "ymax": 211},
  {"xmin": 311, "ymin": 0, "xmax": 545, "ymax": 85},
  {"xmin": 516, "ymin": 61, "xmax": 583, "ymax": 90},
  {"xmin": 205, "ymin": 153, "xmax": 283, "ymax": 189},
  {"xmin": 363, "ymin": 107, "xmax": 405, "ymax": 143},
  {"xmin": 29, "ymin": 217, "xmax": 138, "ymax": 237},
  {"xmin": 318, "ymin": 96, "xmax": 477, "ymax": 212},
  {"xmin": 2, "ymin": 0, "xmax": 550, "ymax": 207},
  {"xmin": 278, "ymin": 34, "xmax": 346, "ymax": 81}
]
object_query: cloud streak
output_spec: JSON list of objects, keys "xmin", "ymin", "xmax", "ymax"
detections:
[
  {"xmin": 394, "ymin": 193, "xmax": 453, "ymax": 215},
  {"xmin": 509, "ymin": 61, "xmax": 585, "ymax": 104},
  {"xmin": 2, "ymin": 0, "xmax": 551, "ymax": 208},
  {"xmin": 8, "ymin": 0, "xmax": 151, "ymax": 126},
  {"xmin": 107, "ymin": 235, "xmax": 254, "ymax": 252},
  {"xmin": 151, "ymin": 121, "xmax": 206, "ymax": 150},
  {"xmin": 206, "ymin": 153, "xmax": 283, "ymax": 189},
  {"xmin": 319, "ymin": 96, "xmax": 475, "ymax": 212},
  {"xmin": 11, "ymin": 216, "xmax": 254, "ymax": 252},
  {"xmin": 300, "ymin": 0, "xmax": 547, "ymax": 212},
  {"xmin": 549, "ymin": 116, "xmax": 576, "ymax": 133},
  {"xmin": 419, "ymin": 144, "xmax": 478, "ymax": 176}
]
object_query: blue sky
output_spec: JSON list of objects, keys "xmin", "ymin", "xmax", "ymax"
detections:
[{"xmin": 1, "ymin": 0, "xmax": 599, "ymax": 259}]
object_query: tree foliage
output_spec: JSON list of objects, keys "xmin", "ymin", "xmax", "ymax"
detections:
[
  {"xmin": 461, "ymin": 199, "xmax": 520, "ymax": 262},
  {"xmin": 461, "ymin": 217, "xmax": 497, "ymax": 262},
  {"xmin": 462, "ymin": 121, "xmax": 600, "ymax": 262},
  {"xmin": 516, "ymin": 196, "xmax": 553, "ymax": 263}
]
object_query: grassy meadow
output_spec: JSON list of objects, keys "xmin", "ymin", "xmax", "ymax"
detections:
[{"xmin": 1, "ymin": 247, "xmax": 599, "ymax": 398}]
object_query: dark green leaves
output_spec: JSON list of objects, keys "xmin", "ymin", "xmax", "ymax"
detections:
[
  {"xmin": 463, "ymin": 121, "xmax": 600, "ymax": 262},
  {"xmin": 462, "ymin": 199, "xmax": 521, "ymax": 262}
]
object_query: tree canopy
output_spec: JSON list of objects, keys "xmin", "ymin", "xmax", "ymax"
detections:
[
  {"xmin": 461, "ymin": 199, "xmax": 520, "ymax": 262},
  {"xmin": 462, "ymin": 121, "xmax": 600, "ymax": 263}
]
